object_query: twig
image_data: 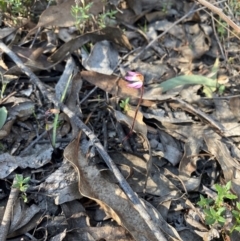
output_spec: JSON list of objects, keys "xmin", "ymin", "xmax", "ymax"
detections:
[
  {"xmin": 0, "ymin": 41, "xmax": 167, "ymax": 241},
  {"xmin": 21, "ymin": 130, "xmax": 48, "ymax": 155},
  {"xmin": 197, "ymin": 0, "xmax": 240, "ymax": 33},
  {"xmin": 210, "ymin": 12, "xmax": 227, "ymax": 61},
  {"xmin": 0, "ymin": 177, "xmax": 20, "ymax": 240},
  {"xmin": 79, "ymin": 86, "xmax": 98, "ymax": 104}
]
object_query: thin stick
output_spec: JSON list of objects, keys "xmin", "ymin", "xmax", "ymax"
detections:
[
  {"xmin": 0, "ymin": 177, "xmax": 20, "ymax": 240},
  {"xmin": 197, "ymin": 0, "xmax": 240, "ymax": 33},
  {"xmin": 0, "ymin": 41, "xmax": 167, "ymax": 241}
]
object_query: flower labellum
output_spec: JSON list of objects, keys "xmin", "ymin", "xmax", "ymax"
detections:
[{"xmin": 125, "ymin": 71, "xmax": 144, "ymax": 89}]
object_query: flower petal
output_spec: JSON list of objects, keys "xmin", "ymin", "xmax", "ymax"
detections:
[
  {"xmin": 125, "ymin": 76, "xmax": 138, "ymax": 81},
  {"xmin": 127, "ymin": 71, "xmax": 140, "ymax": 76},
  {"xmin": 127, "ymin": 82, "xmax": 143, "ymax": 88}
]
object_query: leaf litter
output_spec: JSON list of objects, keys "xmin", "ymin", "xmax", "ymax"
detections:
[{"xmin": 0, "ymin": 0, "xmax": 240, "ymax": 240}]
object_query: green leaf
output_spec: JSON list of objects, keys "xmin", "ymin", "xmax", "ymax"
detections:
[
  {"xmin": 15, "ymin": 174, "xmax": 24, "ymax": 182},
  {"xmin": 205, "ymin": 215, "xmax": 216, "ymax": 225},
  {"xmin": 218, "ymin": 216, "xmax": 226, "ymax": 224},
  {"xmin": 226, "ymin": 181, "xmax": 232, "ymax": 190},
  {"xmin": 236, "ymin": 202, "xmax": 240, "ymax": 210},
  {"xmin": 159, "ymin": 75, "xmax": 218, "ymax": 93},
  {"xmin": 197, "ymin": 195, "xmax": 213, "ymax": 208},
  {"xmin": 218, "ymin": 84, "xmax": 225, "ymax": 95},
  {"xmin": 217, "ymin": 207, "xmax": 226, "ymax": 214},
  {"xmin": 225, "ymin": 193, "xmax": 237, "ymax": 200},
  {"xmin": 233, "ymin": 226, "xmax": 240, "ymax": 232},
  {"xmin": 210, "ymin": 207, "xmax": 216, "ymax": 214},
  {"xmin": 22, "ymin": 176, "xmax": 30, "ymax": 184},
  {"xmin": 215, "ymin": 183, "xmax": 224, "ymax": 194},
  {"xmin": 20, "ymin": 185, "xmax": 29, "ymax": 192},
  {"xmin": 232, "ymin": 210, "xmax": 240, "ymax": 217},
  {"xmin": 210, "ymin": 58, "xmax": 219, "ymax": 80},
  {"xmin": 0, "ymin": 106, "xmax": 7, "ymax": 129}
]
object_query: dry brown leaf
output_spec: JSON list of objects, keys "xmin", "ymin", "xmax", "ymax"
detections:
[
  {"xmin": 229, "ymin": 96, "xmax": 240, "ymax": 119},
  {"xmin": 0, "ymin": 119, "xmax": 14, "ymax": 140},
  {"xmin": 0, "ymin": 27, "xmax": 16, "ymax": 39},
  {"xmin": 49, "ymin": 27, "xmax": 132, "ymax": 63},
  {"xmin": 64, "ymin": 139, "xmax": 160, "ymax": 241},
  {"xmin": 204, "ymin": 131, "xmax": 240, "ymax": 199},
  {"xmin": 179, "ymin": 136, "xmax": 203, "ymax": 177},
  {"xmin": 126, "ymin": 0, "xmax": 142, "ymax": 15},
  {"xmin": 68, "ymin": 226, "xmax": 134, "ymax": 241},
  {"xmin": 65, "ymin": 73, "xmax": 83, "ymax": 138},
  {"xmin": 5, "ymin": 45, "xmax": 54, "ymax": 74},
  {"xmin": 113, "ymin": 108, "xmax": 147, "ymax": 136},
  {"xmin": 81, "ymin": 70, "xmax": 156, "ymax": 106},
  {"xmin": 31, "ymin": 0, "xmax": 103, "ymax": 31},
  {"xmin": 108, "ymin": 152, "xmax": 147, "ymax": 193},
  {"xmin": 81, "ymin": 70, "xmax": 139, "ymax": 97}
]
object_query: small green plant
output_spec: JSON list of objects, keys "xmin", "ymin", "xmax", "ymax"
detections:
[
  {"xmin": 71, "ymin": 0, "xmax": 93, "ymax": 33},
  {"xmin": 229, "ymin": 0, "xmax": 240, "ymax": 18},
  {"xmin": 0, "ymin": 0, "xmax": 32, "ymax": 18},
  {"xmin": 231, "ymin": 202, "xmax": 240, "ymax": 232},
  {"xmin": 216, "ymin": 19, "xmax": 228, "ymax": 39},
  {"xmin": 162, "ymin": 2, "xmax": 169, "ymax": 13},
  {"xmin": 98, "ymin": 10, "xmax": 117, "ymax": 29},
  {"xmin": 12, "ymin": 174, "xmax": 30, "ymax": 203},
  {"xmin": 197, "ymin": 181, "xmax": 240, "ymax": 233},
  {"xmin": 214, "ymin": 182, "xmax": 237, "ymax": 207},
  {"xmin": 120, "ymin": 97, "xmax": 130, "ymax": 113},
  {"xmin": 138, "ymin": 20, "xmax": 148, "ymax": 33}
]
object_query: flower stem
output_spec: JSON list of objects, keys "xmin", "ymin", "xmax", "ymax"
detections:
[{"xmin": 122, "ymin": 86, "xmax": 144, "ymax": 142}]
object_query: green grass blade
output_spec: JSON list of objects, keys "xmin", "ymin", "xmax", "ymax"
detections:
[
  {"xmin": 159, "ymin": 75, "xmax": 218, "ymax": 93},
  {"xmin": 0, "ymin": 106, "xmax": 7, "ymax": 129}
]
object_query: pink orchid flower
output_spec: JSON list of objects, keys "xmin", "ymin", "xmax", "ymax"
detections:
[{"xmin": 125, "ymin": 71, "xmax": 144, "ymax": 89}]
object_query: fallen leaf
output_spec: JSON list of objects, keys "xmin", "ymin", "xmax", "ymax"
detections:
[
  {"xmin": 49, "ymin": 27, "xmax": 131, "ymax": 63},
  {"xmin": 65, "ymin": 139, "xmax": 160, "ymax": 241},
  {"xmin": 113, "ymin": 108, "xmax": 147, "ymax": 136},
  {"xmin": 83, "ymin": 40, "xmax": 118, "ymax": 75},
  {"xmin": 30, "ymin": 0, "xmax": 104, "ymax": 31}
]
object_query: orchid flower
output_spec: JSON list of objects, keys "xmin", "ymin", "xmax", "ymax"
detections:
[{"xmin": 125, "ymin": 71, "xmax": 144, "ymax": 89}]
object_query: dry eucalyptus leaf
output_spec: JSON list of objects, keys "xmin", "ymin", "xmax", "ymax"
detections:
[
  {"xmin": 204, "ymin": 131, "xmax": 240, "ymax": 199},
  {"xmin": 9, "ymin": 200, "xmax": 40, "ymax": 233},
  {"xmin": 67, "ymin": 226, "xmax": 134, "ymax": 241},
  {"xmin": 114, "ymin": 109, "xmax": 147, "ymax": 136},
  {"xmin": 126, "ymin": 0, "xmax": 142, "ymax": 15},
  {"xmin": 5, "ymin": 45, "xmax": 53, "ymax": 74},
  {"xmin": 64, "ymin": 139, "xmax": 160, "ymax": 241},
  {"xmin": 49, "ymin": 27, "xmax": 131, "ymax": 63},
  {"xmin": 0, "ymin": 27, "xmax": 16, "ymax": 39},
  {"xmin": 39, "ymin": 161, "xmax": 81, "ymax": 205},
  {"xmin": 81, "ymin": 70, "xmax": 141, "ymax": 98},
  {"xmin": 179, "ymin": 136, "xmax": 203, "ymax": 177},
  {"xmin": 55, "ymin": 56, "xmax": 75, "ymax": 101},
  {"xmin": 0, "ymin": 146, "xmax": 53, "ymax": 178},
  {"xmin": 83, "ymin": 40, "xmax": 118, "ymax": 75},
  {"xmin": 0, "ymin": 119, "xmax": 14, "ymax": 140},
  {"xmin": 229, "ymin": 96, "xmax": 240, "ymax": 119},
  {"xmin": 31, "ymin": 0, "xmax": 103, "ymax": 31},
  {"xmin": 108, "ymin": 152, "xmax": 147, "ymax": 192},
  {"xmin": 8, "ymin": 101, "xmax": 35, "ymax": 120}
]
